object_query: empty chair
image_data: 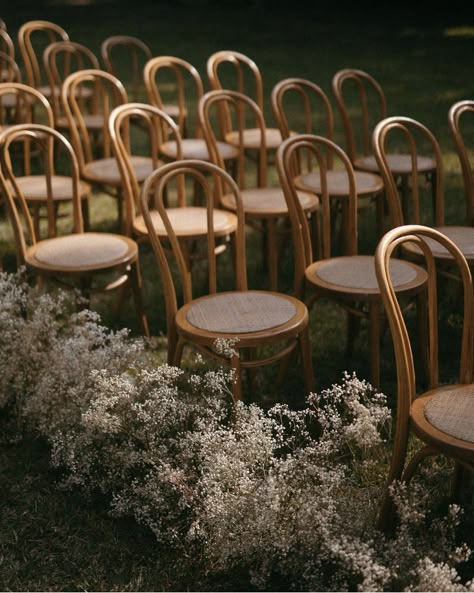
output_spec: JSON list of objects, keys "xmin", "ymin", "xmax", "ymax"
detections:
[
  {"xmin": 332, "ymin": 68, "xmax": 438, "ymax": 220},
  {"xmin": 101, "ymin": 34, "xmax": 152, "ymax": 103},
  {"xmin": 43, "ymin": 40, "xmax": 101, "ymax": 137},
  {"xmin": 61, "ymin": 68, "xmax": 155, "ymax": 232},
  {"xmin": 277, "ymin": 133, "xmax": 428, "ymax": 389},
  {"xmin": 199, "ymin": 88, "xmax": 319, "ymax": 291},
  {"xmin": 0, "ymin": 53, "xmax": 22, "ymax": 120},
  {"xmin": 373, "ymin": 116, "xmax": 474, "ymax": 275},
  {"xmin": 0, "ymin": 82, "xmax": 91, "ymax": 237},
  {"xmin": 374, "ymin": 224, "xmax": 473, "ymax": 531},
  {"xmin": 448, "ymin": 99, "xmax": 474, "ymax": 226},
  {"xmin": 0, "ymin": 123, "xmax": 149, "ymax": 336},
  {"xmin": 272, "ymin": 77, "xmax": 385, "ymax": 247},
  {"xmin": 18, "ymin": 19, "xmax": 70, "ymax": 101},
  {"xmin": 206, "ymin": 50, "xmax": 283, "ymax": 170},
  {"xmin": 144, "ymin": 55, "xmax": 238, "ymax": 165},
  {"xmin": 140, "ymin": 158, "xmax": 314, "ymax": 401}
]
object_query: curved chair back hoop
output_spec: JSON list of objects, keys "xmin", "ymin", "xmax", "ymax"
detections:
[
  {"xmin": 376, "ymin": 223, "xmax": 474, "ymax": 403},
  {"xmin": 140, "ymin": 159, "xmax": 247, "ymax": 309},
  {"xmin": 0, "ymin": 28, "xmax": 15, "ymax": 61},
  {"xmin": 0, "ymin": 123, "xmax": 83, "ymax": 256},
  {"xmin": 109, "ymin": 102, "xmax": 183, "ymax": 234},
  {"xmin": 199, "ymin": 88, "xmax": 267, "ymax": 188},
  {"xmin": 448, "ymin": 100, "xmax": 474, "ymax": 226},
  {"xmin": 43, "ymin": 41, "xmax": 100, "ymax": 122},
  {"xmin": 18, "ymin": 20, "xmax": 69, "ymax": 88},
  {"xmin": 206, "ymin": 50, "xmax": 264, "ymax": 138},
  {"xmin": 271, "ymin": 77, "xmax": 335, "ymax": 175},
  {"xmin": 62, "ymin": 68, "xmax": 128, "ymax": 165},
  {"xmin": 332, "ymin": 68, "xmax": 387, "ymax": 162},
  {"xmin": 277, "ymin": 134, "xmax": 358, "ymax": 288},
  {"xmin": 0, "ymin": 19, "xmax": 6, "ymax": 30},
  {"xmin": 144, "ymin": 55, "xmax": 204, "ymax": 136},
  {"xmin": 101, "ymin": 35, "xmax": 152, "ymax": 102},
  {"xmin": 373, "ymin": 116, "xmax": 445, "ymax": 227},
  {"xmin": 0, "ymin": 51, "xmax": 21, "ymax": 84}
]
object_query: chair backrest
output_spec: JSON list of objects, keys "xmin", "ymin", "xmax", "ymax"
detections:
[
  {"xmin": 61, "ymin": 68, "xmax": 128, "ymax": 167},
  {"xmin": 139, "ymin": 159, "xmax": 247, "ymax": 339},
  {"xmin": 18, "ymin": 20, "xmax": 69, "ymax": 89},
  {"xmin": 101, "ymin": 35, "xmax": 152, "ymax": 102},
  {"xmin": 271, "ymin": 76, "xmax": 335, "ymax": 172},
  {"xmin": 332, "ymin": 68, "xmax": 387, "ymax": 163},
  {"xmin": 144, "ymin": 55, "xmax": 203, "ymax": 137},
  {"xmin": 199, "ymin": 88, "xmax": 268, "ymax": 189},
  {"xmin": 0, "ymin": 28, "xmax": 15, "ymax": 63},
  {"xmin": 206, "ymin": 50, "xmax": 268, "ymax": 137},
  {"xmin": 0, "ymin": 19, "xmax": 6, "ymax": 30},
  {"xmin": 277, "ymin": 133, "xmax": 358, "ymax": 296},
  {"xmin": 43, "ymin": 40, "xmax": 100, "ymax": 124},
  {"xmin": 0, "ymin": 123, "xmax": 84, "ymax": 253},
  {"xmin": 0, "ymin": 51, "xmax": 21, "ymax": 86},
  {"xmin": 448, "ymin": 99, "xmax": 474, "ymax": 226},
  {"xmin": 109, "ymin": 102, "xmax": 183, "ymax": 236},
  {"xmin": 372, "ymin": 116, "xmax": 445, "ymax": 228},
  {"xmin": 375, "ymin": 224, "xmax": 473, "ymax": 413}
]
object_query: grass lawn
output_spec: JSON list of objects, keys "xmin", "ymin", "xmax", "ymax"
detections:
[{"xmin": 0, "ymin": 1, "xmax": 473, "ymax": 590}]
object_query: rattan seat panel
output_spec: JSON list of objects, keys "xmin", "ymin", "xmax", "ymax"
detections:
[
  {"xmin": 225, "ymin": 127, "xmax": 283, "ymax": 150},
  {"xmin": 186, "ymin": 291, "xmax": 297, "ymax": 333},
  {"xmin": 133, "ymin": 207, "xmax": 238, "ymax": 237},
  {"xmin": 221, "ymin": 187, "xmax": 317, "ymax": 214},
  {"xmin": 14, "ymin": 175, "xmax": 90, "ymax": 200},
  {"xmin": 402, "ymin": 226, "xmax": 474, "ymax": 261},
  {"xmin": 312, "ymin": 255, "xmax": 418, "ymax": 290},
  {"xmin": 424, "ymin": 384, "xmax": 474, "ymax": 443},
  {"xmin": 33, "ymin": 233, "xmax": 130, "ymax": 267},
  {"xmin": 84, "ymin": 156, "xmax": 153, "ymax": 184},
  {"xmin": 355, "ymin": 153, "xmax": 436, "ymax": 174},
  {"xmin": 159, "ymin": 139, "xmax": 238, "ymax": 161},
  {"xmin": 295, "ymin": 169, "xmax": 383, "ymax": 196}
]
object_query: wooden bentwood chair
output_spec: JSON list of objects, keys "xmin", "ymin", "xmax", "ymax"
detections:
[
  {"xmin": 375, "ymin": 224, "xmax": 473, "ymax": 531},
  {"xmin": 140, "ymin": 159, "xmax": 315, "ymax": 402},
  {"xmin": 448, "ymin": 100, "xmax": 474, "ymax": 227},
  {"xmin": 373, "ymin": 116, "xmax": 474, "ymax": 278},
  {"xmin": 277, "ymin": 134, "xmax": 428, "ymax": 389},
  {"xmin": 0, "ymin": 123, "xmax": 149, "ymax": 336}
]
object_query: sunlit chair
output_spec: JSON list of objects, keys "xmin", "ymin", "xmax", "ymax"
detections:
[
  {"xmin": 43, "ymin": 40, "xmax": 101, "ymax": 138},
  {"xmin": 373, "ymin": 116, "xmax": 474, "ymax": 277},
  {"xmin": 0, "ymin": 82, "xmax": 91, "ymax": 237},
  {"xmin": 140, "ymin": 158, "xmax": 314, "ymax": 401},
  {"xmin": 61, "ymin": 68, "xmax": 154, "ymax": 232},
  {"xmin": 206, "ymin": 49, "xmax": 283, "ymax": 174},
  {"xmin": 271, "ymin": 77, "xmax": 385, "ymax": 248},
  {"xmin": 0, "ymin": 123, "xmax": 149, "ymax": 336},
  {"xmin": 332, "ymin": 68, "xmax": 438, "ymax": 221},
  {"xmin": 448, "ymin": 99, "xmax": 474, "ymax": 226},
  {"xmin": 18, "ymin": 19, "xmax": 70, "ymax": 101},
  {"xmin": 144, "ymin": 55, "xmax": 238, "ymax": 167},
  {"xmin": 277, "ymin": 133, "xmax": 428, "ymax": 389},
  {"xmin": 374, "ymin": 224, "xmax": 473, "ymax": 531},
  {"xmin": 109, "ymin": 102, "xmax": 238, "ymax": 273},
  {"xmin": 199, "ymin": 88, "xmax": 319, "ymax": 291}
]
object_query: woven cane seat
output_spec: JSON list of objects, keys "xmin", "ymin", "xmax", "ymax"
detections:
[
  {"xmin": 355, "ymin": 153, "xmax": 436, "ymax": 175},
  {"xmin": 84, "ymin": 155, "xmax": 154, "ymax": 185},
  {"xmin": 185, "ymin": 291, "xmax": 297, "ymax": 333},
  {"xmin": 159, "ymin": 139, "xmax": 238, "ymax": 161},
  {"xmin": 133, "ymin": 207, "xmax": 238, "ymax": 238},
  {"xmin": 308, "ymin": 255, "xmax": 425, "ymax": 294},
  {"xmin": 402, "ymin": 226, "xmax": 474, "ymax": 263},
  {"xmin": 423, "ymin": 384, "xmax": 474, "ymax": 443},
  {"xmin": 221, "ymin": 187, "xmax": 318, "ymax": 215},
  {"xmin": 225, "ymin": 127, "xmax": 283, "ymax": 150},
  {"xmin": 31, "ymin": 232, "xmax": 133, "ymax": 269},
  {"xmin": 13, "ymin": 175, "xmax": 90, "ymax": 201},
  {"xmin": 295, "ymin": 169, "xmax": 384, "ymax": 197}
]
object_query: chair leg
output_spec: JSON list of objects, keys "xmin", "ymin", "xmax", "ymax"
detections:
[
  {"xmin": 266, "ymin": 218, "xmax": 278, "ymax": 291},
  {"xmin": 171, "ymin": 336, "xmax": 185, "ymax": 368},
  {"xmin": 369, "ymin": 300, "xmax": 381, "ymax": 389},
  {"xmin": 129, "ymin": 261, "xmax": 150, "ymax": 338},
  {"xmin": 299, "ymin": 325, "xmax": 315, "ymax": 395}
]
